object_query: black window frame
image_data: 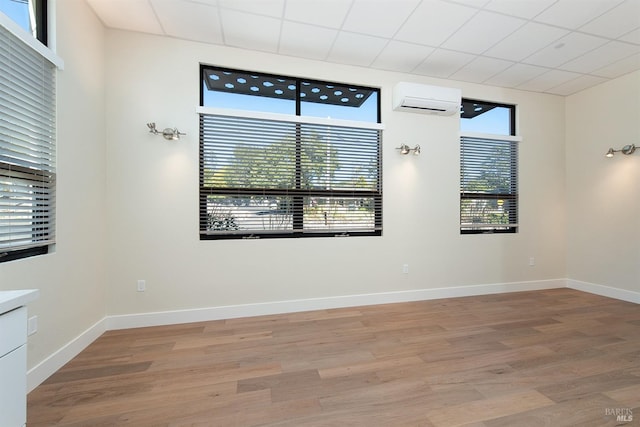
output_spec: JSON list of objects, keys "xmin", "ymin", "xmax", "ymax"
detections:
[
  {"xmin": 35, "ymin": 0, "xmax": 48, "ymax": 45},
  {"xmin": 199, "ymin": 65, "xmax": 382, "ymax": 240},
  {"xmin": 0, "ymin": 3, "xmax": 56, "ymax": 263},
  {"xmin": 460, "ymin": 99, "xmax": 518, "ymax": 235}
]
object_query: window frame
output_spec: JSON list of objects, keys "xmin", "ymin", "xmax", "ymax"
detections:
[
  {"xmin": 35, "ymin": 0, "xmax": 48, "ymax": 45},
  {"xmin": 460, "ymin": 99, "xmax": 519, "ymax": 235},
  {"xmin": 0, "ymin": 4, "xmax": 59, "ymax": 263},
  {"xmin": 198, "ymin": 65, "xmax": 383, "ymax": 240}
]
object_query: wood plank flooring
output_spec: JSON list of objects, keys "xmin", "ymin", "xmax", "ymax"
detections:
[{"xmin": 27, "ymin": 289, "xmax": 640, "ymax": 426}]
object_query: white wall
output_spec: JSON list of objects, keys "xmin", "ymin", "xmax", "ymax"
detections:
[
  {"xmin": 1, "ymin": 5, "xmax": 580, "ymax": 382},
  {"xmin": 566, "ymin": 70, "xmax": 640, "ymax": 294},
  {"xmin": 0, "ymin": 0, "xmax": 107, "ymax": 375},
  {"xmin": 104, "ymin": 30, "xmax": 567, "ymax": 317}
]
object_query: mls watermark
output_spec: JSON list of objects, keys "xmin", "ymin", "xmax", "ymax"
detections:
[{"xmin": 605, "ymin": 408, "xmax": 633, "ymax": 423}]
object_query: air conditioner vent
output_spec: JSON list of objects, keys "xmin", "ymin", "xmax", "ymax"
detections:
[{"xmin": 393, "ymin": 82, "xmax": 461, "ymax": 116}]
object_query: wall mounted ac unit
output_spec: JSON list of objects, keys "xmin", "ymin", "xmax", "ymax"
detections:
[{"xmin": 392, "ymin": 82, "xmax": 461, "ymax": 116}]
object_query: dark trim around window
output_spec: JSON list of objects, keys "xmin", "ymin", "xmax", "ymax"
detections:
[
  {"xmin": 0, "ymin": 246, "xmax": 49, "ymax": 264},
  {"xmin": 36, "ymin": 0, "xmax": 47, "ymax": 45},
  {"xmin": 460, "ymin": 99, "xmax": 518, "ymax": 234}
]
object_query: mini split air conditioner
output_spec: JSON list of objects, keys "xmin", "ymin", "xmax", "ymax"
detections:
[{"xmin": 392, "ymin": 82, "xmax": 461, "ymax": 116}]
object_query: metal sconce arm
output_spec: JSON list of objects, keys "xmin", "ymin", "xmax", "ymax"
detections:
[
  {"xmin": 606, "ymin": 144, "xmax": 637, "ymax": 157},
  {"xmin": 396, "ymin": 144, "xmax": 421, "ymax": 155},
  {"xmin": 147, "ymin": 122, "xmax": 186, "ymax": 140}
]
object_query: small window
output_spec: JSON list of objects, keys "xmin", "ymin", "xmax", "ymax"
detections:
[
  {"xmin": 460, "ymin": 100, "xmax": 518, "ymax": 234},
  {"xmin": 0, "ymin": 0, "xmax": 47, "ymax": 44},
  {"xmin": 199, "ymin": 65, "xmax": 382, "ymax": 240},
  {"xmin": 201, "ymin": 68, "xmax": 380, "ymax": 124}
]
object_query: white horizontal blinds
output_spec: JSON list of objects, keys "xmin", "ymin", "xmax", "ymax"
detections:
[
  {"xmin": 460, "ymin": 135, "xmax": 517, "ymax": 232},
  {"xmin": 0, "ymin": 24, "xmax": 56, "ymax": 253},
  {"xmin": 200, "ymin": 113, "xmax": 382, "ymax": 235}
]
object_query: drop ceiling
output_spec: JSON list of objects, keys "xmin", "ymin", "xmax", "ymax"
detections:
[{"xmin": 86, "ymin": 0, "xmax": 640, "ymax": 96}]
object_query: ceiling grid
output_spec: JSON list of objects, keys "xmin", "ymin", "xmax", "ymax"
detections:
[{"xmin": 87, "ymin": 0, "xmax": 640, "ymax": 95}]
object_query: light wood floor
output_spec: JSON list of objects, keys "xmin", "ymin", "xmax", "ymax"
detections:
[{"xmin": 28, "ymin": 289, "xmax": 640, "ymax": 426}]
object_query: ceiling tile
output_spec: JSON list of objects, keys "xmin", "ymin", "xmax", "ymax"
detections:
[
  {"xmin": 413, "ymin": 48, "xmax": 475, "ymax": 78},
  {"xmin": 484, "ymin": 22, "xmax": 568, "ymax": 62},
  {"xmin": 484, "ymin": 63, "xmax": 549, "ymax": 87},
  {"xmin": 278, "ymin": 22, "xmax": 337, "ymax": 60},
  {"xmin": 188, "ymin": 0, "xmax": 218, "ymax": 5},
  {"xmin": 442, "ymin": 11, "xmax": 525, "ymax": 54},
  {"xmin": 220, "ymin": 9, "xmax": 281, "ymax": 52},
  {"xmin": 371, "ymin": 41, "xmax": 434, "ymax": 72},
  {"xmin": 579, "ymin": 0, "xmax": 640, "ymax": 38},
  {"xmin": 620, "ymin": 28, "xmax": 640, "ymax": 44},
  {"xmin": 546, "ymin": 74, "xmax": 608, "ymax": 95},
  {"xmin": 326, "ymin": 32, "xmax": 388, "ymax": 67},
  {"xmin": 342, "ymin": 0, "xmax": 420, "ymax": 38},
  {"xmin": 483, "ymin": 0, "xmax": 557, "ymax": 19},
  {"xmin": 516, "ymin": 69, "xmax": 581, "ymax": 92},
  {"xmin": 395, "ymin": 0, "xmax": 477, "ymax": 47},
  {"xmin": 217, "ymin": 0, "xmax": 284, "ymax": 18},
  {"xmin": 560, "ymin": 41, "xmax": 640, "ymax": 73},
  {"xmin": 86, "ymin": 0, "xmax": 640, "ymax": 96},
  {"xmin": 592, "ymin": 52, "xmax": 640, "ymax": 78},
  {"xmin": 151, "ymin": 0, "xmax": 223, "ymax": 44},
  {"xmin": 284, "ymin": 0, "xmax": 352, "ymax": 28},
  {"xmin": 523, "ymin": 32, "xmax": 609, "ymax": 68},
  {"xmin": 87, "ymin": 0, "xmax": 164, "ymax": 34},
  {"xmin": 533, "ymin": 0, "xmax": 624, "ymax": 29},
  {"xmin": 449, "ymin": 56, "xmax": 513, "ymax": 83},
  {"xmin": 447, "ymin": 0, "xmax": 489, "ymax": 8}
]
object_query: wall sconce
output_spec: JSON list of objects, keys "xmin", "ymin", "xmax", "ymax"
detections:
[
  {"xmin": 396, "ymin": 144, "xmax": 421, "ymax": 155},
  {"xmin": 147, "ymin": 122, "xmax": 185, "ymax": 140},
  {"xmin": 605, "ymin": 144, "xmax": 637, "ymax": 157}
]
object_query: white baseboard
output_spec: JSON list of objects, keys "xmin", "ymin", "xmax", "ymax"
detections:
[
  {"xmin": 27, "ymin": 318, "xmax": 106, "ymax": 393},
  {"xmin": 26, "ymin": 278, "xmax": 568, "ymax": 392},
  {"xmin": 105, "ymin": 279, "xmax": 566, "ymax": 330},
  {"xmin": 567, "ymin": 279, "xmax": 640, "ymax": 304}
]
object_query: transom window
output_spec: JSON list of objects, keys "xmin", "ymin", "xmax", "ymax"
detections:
[
  {"xmin": 460, "ymin": 99, "xmax": 519, "ymax": 234},
  {"xmin": 199, "ymin": 65, "xmax": 382, "ymax": 240},
  {"xmin": 0, "ymin": 0, "xmax": 47, "ymax": 44}
]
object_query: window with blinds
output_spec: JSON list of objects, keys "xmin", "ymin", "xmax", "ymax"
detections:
[
  {"xmin": 0, "ymin": 19, "xmax": 56, "ymax": 262},
  {"xmin": 460, "ymin": 100, "xmax": 518, "ymax": 234},
  {"xmin": 199, "ymin": 65, "xmax": 382, "ymax": 239}
]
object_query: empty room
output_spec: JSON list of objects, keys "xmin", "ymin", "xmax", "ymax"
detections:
[{"xmin": 1, "ymin": 0, "xmax": 639, "ymax": 425}]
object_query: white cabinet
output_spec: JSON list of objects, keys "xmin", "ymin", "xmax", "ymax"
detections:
[
  {"xmin": 0, "ymin": 290, "xmax": 38, "ymax": 427},
  {"xmin": 0, "ymin": 340, "xmax": 27, "ymax": 426}
]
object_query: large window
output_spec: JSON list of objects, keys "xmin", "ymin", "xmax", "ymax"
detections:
[
  {"xmin": 460, "ymin": 99, "xmax": 519, "ymax": 234},
  {"xmin": 199, "ymin": 65, "xmax": 382, "ymax": 239},
  {"xmin": 0, "ymin": 7, "xmax": 56, "ymax": 262}
]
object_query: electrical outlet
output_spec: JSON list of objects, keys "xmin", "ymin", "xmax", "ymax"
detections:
[
  {"xmin": 28, "ymin": 315, "xmax": 38, "ymax": 335},
  {"xmin": 402, "ymin": 264, "xmax": 409, "ymax": 274},
  {"xmin": 529, "ymin": 257, "xmax": 535, "ymax": 266},
  {"xmin": 137, "ymin": 279, "xmax": 146, "ymax": 292}
]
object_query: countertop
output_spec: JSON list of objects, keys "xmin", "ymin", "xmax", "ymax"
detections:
[{"xmin": 0, "ymin": 289, "xmax": 39, "ymax": 314}]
